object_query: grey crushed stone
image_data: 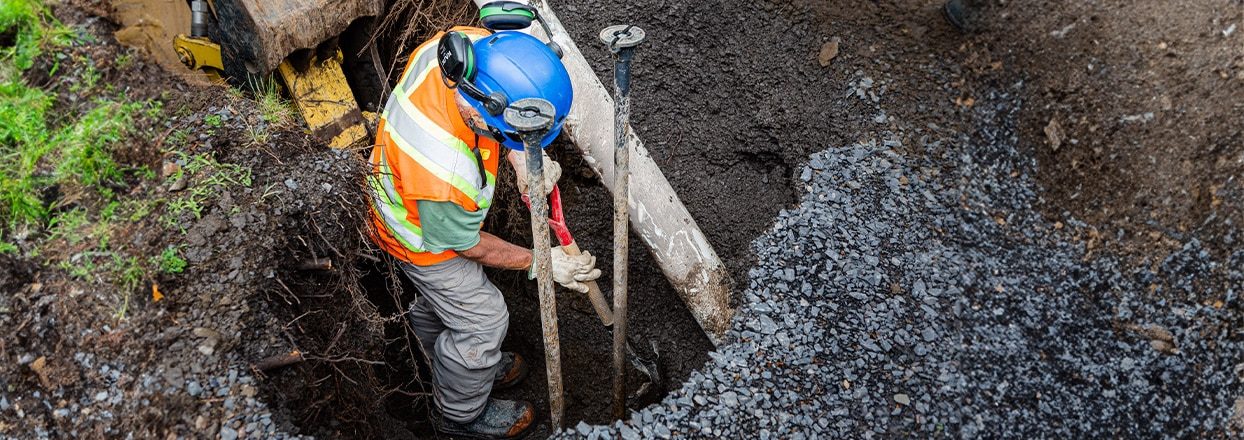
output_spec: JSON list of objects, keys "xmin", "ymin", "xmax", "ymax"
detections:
[{"xmin": 557, "ymin": 78, "xmax": 1243, "ymax": 438}]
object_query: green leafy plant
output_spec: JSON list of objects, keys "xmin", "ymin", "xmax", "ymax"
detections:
[
  {"xmin": 0, "ymin": 0, "xmax": 72, "ymax": 73},
  {"xmin": 244, "ymin": 123, "xmax": 270, "ymax": 146},
  {"xmin": 52, "ymin": 99, "xmax": 143, "ymax": 187},
  {"xmin": 114, "ymin": 51, "xmax": 133, "ymax": 70},
  {"xmin": 251, "ymin": 77, "xmax": 294, "ymax": 127},
  {"xmin": 46, "ymin": 209, "xmax": 88, "ymax": 245},
  {"xmin": 159, "ymin": 152, "xmax": 252, "ymax": 233},
  {"xmin": 124, "ymin": 198, "xmax": 157, "ymax": 222},
  {"xmin": 110, "ymin": 254, "xmax": 143, "ymax": 320},
  {"xmin": 164, "ymin": 127, "xmax": 190, "ymax": 149},
  {"xmin": 0, "ymin": 81, "xmax": 54, "ymax": 226},
  {"xmin": 68, "ymin": 57, "xmax": 99, "ymax": 93},
  {"xmin": 150, "ymin": 245, "xmax": 187, "ymax": 274},
  {"xmin": 113, "ymin": 254, "xmax": 144, "ymax": 289}
]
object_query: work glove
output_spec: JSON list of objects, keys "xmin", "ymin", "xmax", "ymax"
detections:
[
  {"xmin": 531, "ymin": 246, "xmax": 602, "ymax": 293},
  {"xmin": 512, "ymin": 151, "xmax": 561, "ymax": 196}
]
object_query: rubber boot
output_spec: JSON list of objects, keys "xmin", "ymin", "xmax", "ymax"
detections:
[
  {"xmin": 492, "ymin": 352, "xmax": 528, "ymax": 390},
  {"xmin": 943, "ymin": 0, "xmax": 969, "ymax": 32},
  {"xmin": 438, "ymin": 398, "xmax": 536, "ymax": 440}
]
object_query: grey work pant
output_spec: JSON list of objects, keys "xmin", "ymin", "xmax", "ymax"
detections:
[{"xmin": 399, "ymin": 257, "xmax": 508, "ymax": 423}]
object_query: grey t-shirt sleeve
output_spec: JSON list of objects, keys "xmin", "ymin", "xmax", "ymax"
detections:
[{"xmin": 415, "ymin": 199, "xmax": 486, "ymax": 253}]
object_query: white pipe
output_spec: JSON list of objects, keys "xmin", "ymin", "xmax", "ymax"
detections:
[{"xmin": 522, "ymin": 1, "xmax": 736, "ymax": 344}]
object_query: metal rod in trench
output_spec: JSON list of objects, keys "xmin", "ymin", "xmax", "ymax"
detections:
[
  {"xmin": 600, "ymin": 24, "xmax": 647, "ymax": 421},
  {"xmin": 503, "ymin": 98, "xmax": 565, "ymax": 429}
]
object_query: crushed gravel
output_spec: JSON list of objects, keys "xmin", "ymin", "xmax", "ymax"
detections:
[{"xmin": 559, "ymin": 78, "xmax": 1244, "ymax": 438}]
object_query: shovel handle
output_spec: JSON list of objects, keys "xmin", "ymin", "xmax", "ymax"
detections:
[{"xmin": 562, "ymin": 241, "xmax": 614, "ymax": 326}]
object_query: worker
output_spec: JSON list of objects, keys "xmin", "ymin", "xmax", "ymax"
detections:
[{"xmin": 366, "ymin": 25, "xmax": 600, "ymax": 439}]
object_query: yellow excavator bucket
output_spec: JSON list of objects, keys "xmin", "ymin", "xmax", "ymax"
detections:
[
  {"xmin": 277, "ymin": 52, "xmax": 369, "ymax": 149},
  {"xmin": 109, "ymin": 0, "xmax": 377, "ymax": 149}
]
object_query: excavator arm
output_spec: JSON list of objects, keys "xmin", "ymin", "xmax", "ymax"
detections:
[{"xmin": 116, "ymin": 0, "xmax": 378, "ymax": 148}]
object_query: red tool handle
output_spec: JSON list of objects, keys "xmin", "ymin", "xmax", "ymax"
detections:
[{"xmin": 523, "ymin": 185, "xmax": 615, "ymax": 326}]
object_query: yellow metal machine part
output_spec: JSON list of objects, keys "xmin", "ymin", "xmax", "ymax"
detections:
[
  {"xmin": 276, "ymin": 51, "xmax": 369, "ymax": 149},
  {"xmin": 172, "ymin": 34, "xmax": 223, "ymax": 79},
  {"xmin": 170, "ymin": 35, "xmax": 367, "ymax": 149},
  {"xmin": 111, "ymin": 0, "xmax": 371, "ymax": 149}
]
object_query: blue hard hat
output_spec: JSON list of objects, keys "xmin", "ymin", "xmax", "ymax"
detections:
[{"xmin": 462, "ymin": 31, "xmax": 573, "ymax": 150}]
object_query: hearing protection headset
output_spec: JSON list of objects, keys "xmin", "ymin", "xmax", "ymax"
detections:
[{"xmin": 437, "ymin": 1, "xmax": 564, "ymax": 117}]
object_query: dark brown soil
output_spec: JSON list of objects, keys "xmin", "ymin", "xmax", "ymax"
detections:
[
  {"xmin": 2, "ymin": 4, "xmax": 404, "ymax": 439},
  {"xmin": 960, "ymin": 0, "xmax": 1243, "ymax": 267},
  {"xmin": 547, "ymin": 0, "xmax": 1244, "ymax": 430},
  {"xmin": 4, "ymin": 0, "xmax": 1240, "ymax": 438}
]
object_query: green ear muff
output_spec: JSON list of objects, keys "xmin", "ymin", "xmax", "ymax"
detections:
[
  {"xmin": 438, "ymin": 31, "xmax": 508, "ymax": 116},
  {"xmin": 476, "ymin": 1, "xmax": 564, "ymax": 59},
  {"xmin": 437, "ymin": 31, "xmax": 476, "ymax": 84},
  {"xmin": 479, "ymin": 1, "xmax": 536, "ymax": 30}
]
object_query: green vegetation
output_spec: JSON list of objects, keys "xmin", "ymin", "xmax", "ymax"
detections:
[
  {"xmin": 0, "ymin": 0, "xmax": 71, "ymax": 73},
  {"xmin": 0, "ymin": 0, "xmax": 149, "ymax": 233},
  {"xmin": 45, "ymin": 208, "xmax": 88, "ymax": 245},
  {"xmin": 236, "ymin": 77, "xmax": 295, "ymax": 146},
  {"xmin": 161, "ymin": 152, "xmax": 252, "ymax": 232},
  {"xmin": 0, "ymin": 1, "xmax": 256, "ymax": 320},
  {"xmin": 0, "ymin": 81, "xmax": 53, "ymax": 225},
  {"xmin": 150, "ymin": 245, "xmax": 187, "ymax": 274},
  {"xmin": 67, "ymin": 56, "xmax": 99, "ymax": 93},
  {"xmin": 0, "ymin": 89, "xmax": 152, "ymax": 229},
  {"xmin": 54, "ymin": 99, "xmax": 145, "ymax": 186},
  {"xmin": 253, "ymin": 78, "xmax": 294, "ymax": 127},
  {"xmin": 114, "ymin": 51, "xmax": 133, "ymax": 70}
]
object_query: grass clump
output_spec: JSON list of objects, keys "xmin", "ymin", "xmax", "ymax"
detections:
[
  {"xmin": 253, "ymin": 78, "xmax": 294, "ymax": 127},
  {"xmin": 0, "ymin": 0, "xmax": 71, "ymax": 73},
  {"xmin": 150, "ymin": 245, "xmax": 187, "ymax": 274},
  {"xmin": 0, "ymin": 80, "xmax": 54, "ymax": 226},
  {"xmin": 0, "ymin": 92, "xmax": 149, "ymax": 231},
  {"xmin": 160, "ymin": 152, "xmax": 252, "ymax": 232},
  {"xmin": 52, "ymin": 99, "xmax": 144, "ymax": 186}
]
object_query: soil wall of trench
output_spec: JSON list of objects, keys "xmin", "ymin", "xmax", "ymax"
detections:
[{"xmin": 6, "ymin": 0, "xmax": 1238, "ymax": 438}]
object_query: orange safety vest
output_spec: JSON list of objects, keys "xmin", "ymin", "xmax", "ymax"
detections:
[{"xmin": 367, "ymin": 27, "xmax": 502, "ymax": 266}]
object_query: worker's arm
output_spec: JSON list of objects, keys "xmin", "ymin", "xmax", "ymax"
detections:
[
  {"xmin": 458, "ymin": 231, "xmax": 532, "ymax": 271},
  {"xmin": 415, "ymin": 200, "xmax": 599, "ymax": 287},
  {"xmin": 415, "ymin": 200, "xmax": 531, "ymax": 271}
]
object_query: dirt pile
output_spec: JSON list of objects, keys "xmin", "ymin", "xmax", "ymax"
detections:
[
  {"xmin": 963, "ymin": 0, "xmax": 1243, "ymax": 268},
  {"xmin": 3, "ymin": 1, "xmax": 716, "ymax": 438},
  {"xmin": 0, "ymin": 4, "xmax": 409, "ymax": 438},
  {"xmin": 562, "ymin": 85, "xmax": 1243, "ymax": 438},
  {"xmin": 549, "ymin": 0, "xmax": 1244, "ymax": 437},
  {"xmin": 549, "ymin": 0, "xmax": 1244, "ymax": 438}
]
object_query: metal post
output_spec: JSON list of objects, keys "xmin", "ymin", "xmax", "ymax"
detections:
[
  {"xmin": 600, "ymin": 24, "xmax": 646, "ymax": 421},
  {"xmin": 503, "ymin": 98, "xmax": 565, "ymax": 429}
]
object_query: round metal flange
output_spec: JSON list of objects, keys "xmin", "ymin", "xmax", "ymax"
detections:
[
  {"xmin": 599, "ymin": 25, "xmax": 646, "ymax": 49},
  {"xmin": 504, "ymin": 98, "xmax": 556, "ymax": 132}
]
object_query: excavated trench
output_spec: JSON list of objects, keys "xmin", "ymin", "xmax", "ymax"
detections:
[
  {"xmin": 315, "ymin": 6, "xmax": 717, "ymax": 436},
  {"xmin": 303, "ymin": 0, "xmax": 962, "ymax": 434},
  {"xmin": 43, "ymin": 0, "xmax": 1234, "ymax": 438},
  {"xmin": 345, "ymin": 142, "xmax": 715, "ymax": 436}
]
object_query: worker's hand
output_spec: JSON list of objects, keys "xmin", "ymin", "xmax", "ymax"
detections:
[
  {"xmin": 511, "ymin": 150, "xmax": 561, "ymax": 196},
  {"xmin": 549, "ymin": 246, "xmax": 601, "ymax": 293}
]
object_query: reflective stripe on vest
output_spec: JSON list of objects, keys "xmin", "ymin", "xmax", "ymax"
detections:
[
  {"xmin": 383, "ymin": 39, "xmax": 497, "ymax": 208},
  {"xmin": 368, "ymin": 29, "xmax": 497, "ymax": 257},
  {"xmin": 367, "ymin": 147, "xmax": 426, "ymax": 252}
]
